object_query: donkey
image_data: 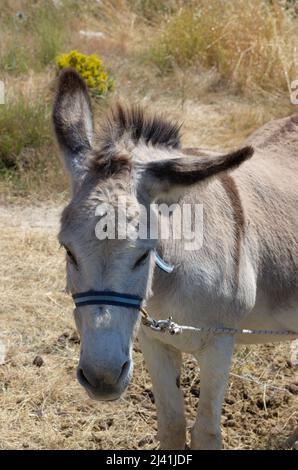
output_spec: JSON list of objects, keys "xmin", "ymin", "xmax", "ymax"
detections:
[{"xmin": 53, "ymin": 69, "xmax": 298, "ymax": 449}]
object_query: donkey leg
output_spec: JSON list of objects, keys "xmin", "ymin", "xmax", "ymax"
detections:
[
  {"xmin": 139, "ymin": 328, "xmax": 186, "ymax": 450},
  {"xmin": 191, "ymin": 335, "xmax": 235, "ymax": 450}
]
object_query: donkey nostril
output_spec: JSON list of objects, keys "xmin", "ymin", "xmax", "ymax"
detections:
[
  {"xmin": 119, "ymin": 360, "xmax": 130, "ymax": 381},
  {"xmin": 78, "ymin": 367, "xmax": 96, "ymax": 388},
  {"xmin": 78, "ymin": 361, "xmax": 130, "ymax": 389}
]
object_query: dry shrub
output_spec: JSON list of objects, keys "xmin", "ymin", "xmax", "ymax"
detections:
[
  {"xmin": 128, "ymin": 0, "xmax": 179, "ymax": 22},
  {"xmin": 0, "ymin": 96, "xmax": 51, "ymax": 169},
  {"xmin": 1, "ymin": 0, "xmax": 297, "ymax": 199},
  {"xmin": 148, "ymin": 0, "xmax": 298, "ymax": 95},
  {"xmin": 0, "ymin": 91, "xmax": 67, "ymax": 197}
]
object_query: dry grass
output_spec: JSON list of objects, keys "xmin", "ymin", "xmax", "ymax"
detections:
[
  {"xmin": 0, "ymin": 210, "xmax": 297, "ymax": 450},
  {"xmin": 0, "ymin": 96, "xmax": 51, "ymax": 169},
  {"xmin": 0, "ymin": 0, "xmax": 73, "ymax": 73},
  {"xmin": 0, "ymin": 0, "xmax": 297, "ymax": 450},
  {"xmin": 1, "ymin": 0, "xmax": 297, "ymax": 197},
  {"xmin": 147, "ymin": 0, "xmax": 298, "ymax": 95}
]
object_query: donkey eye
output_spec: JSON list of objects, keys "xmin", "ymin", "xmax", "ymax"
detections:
[
  {"xmin": 62, "ymin": 245, "xmax": 78, "ymax": 267},
  {"xmin": 133, "ymin": 251, "xmax": 150, "ymax": 269}
]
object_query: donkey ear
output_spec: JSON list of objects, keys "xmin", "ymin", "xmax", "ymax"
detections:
[
  {"xmin": 53, "ymin": 68, "xmax": 93, "ymax": 188},
  {"xmin": 138, "ymin": 146, "xmax": 254, "ymax": 202}
]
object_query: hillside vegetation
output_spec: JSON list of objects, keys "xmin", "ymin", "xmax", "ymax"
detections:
[{"xmin": 0, "ymin": 0, "xmax": 297, "ymax": 199}]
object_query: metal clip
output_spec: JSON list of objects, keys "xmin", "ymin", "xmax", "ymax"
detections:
[
  {"xmin": 148, "ymin": 317, "xmax": 182, "ymax": 335},
  {"xmin": 167, "ymin": 318, "xmax": 183, "ymax": 335}
]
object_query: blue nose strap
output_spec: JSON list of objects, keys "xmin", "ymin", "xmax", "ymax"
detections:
[
  {"xmin": 72, "ymin": 252, "xmax": 174, "ymax": 309},
  {"xmin": 72, "ymin": 291, "xmax": 143, "ymax": 309}
]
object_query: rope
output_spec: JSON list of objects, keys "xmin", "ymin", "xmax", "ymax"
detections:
[{"xmin": 139, "ymin": 308, "xmax": 297, "ymax": 337}]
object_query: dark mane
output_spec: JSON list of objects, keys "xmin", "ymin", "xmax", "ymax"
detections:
[
  {"xmin": 88, "ymin": 103, "xmax": 181, "ymax": 177},
  {"xmin": 101, "ymin": 103, "xmax": 181, "ymax": 150}
]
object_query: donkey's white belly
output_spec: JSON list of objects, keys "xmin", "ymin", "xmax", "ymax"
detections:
[
  {"xmin": 142, "ymin": 309, "xmax": 298, "ymax": 353},
  {"xmin": 237, "ymin": 294, "xmax": 298, "ymax": 344},
  {"xmin": 146, "ymin": 288, "xmax": 298, "ymax": 351}
]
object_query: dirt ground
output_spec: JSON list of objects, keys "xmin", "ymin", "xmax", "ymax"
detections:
[{"xmin": 0, "ymin": 203, "xmax": 297, "ymax": 450}]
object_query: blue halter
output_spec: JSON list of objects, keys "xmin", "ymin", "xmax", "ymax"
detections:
[
  {"xmin": 73, "ymin": 291, "xmax": 142, "ymax": 309},
  {"xmin": 72, "ymin": 251, "xmax": 174, "ymax": 309}
]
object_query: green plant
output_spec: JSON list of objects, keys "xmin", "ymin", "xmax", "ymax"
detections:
[
  {"xmin": 56, "ymin": 50, "xmax": 114, "ymax": 97},
  {"xmin": 0, "ymin": 96, "xmax": 52, "ymax": 170},
  {"xmin": 0, "ymin": 41, "xmax": 29, "ymax": 74},
  {"xmin": 34, "ymin": 2, "xmax": 69, "ymax": 67},
  {"xmin": 0, "ymin": 0, "xmax": 73, "ymax": 74}
]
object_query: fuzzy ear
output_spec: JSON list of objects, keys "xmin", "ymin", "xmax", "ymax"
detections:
[
  {"xmin": 138, "ymin": 146, "xmax": 254, "ymax": 202},
  {"xmin": 53, "ymin": 68, "xmax": 93, "ymax": 189}
]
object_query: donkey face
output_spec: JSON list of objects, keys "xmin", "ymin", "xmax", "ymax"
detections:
[
  {"xmin": 53, "ymin": 69, "xmax": 253, "ymax": 401},
  {"xmin": 58, "ymin": 188, "xmax": 156, "ymax": 401}
]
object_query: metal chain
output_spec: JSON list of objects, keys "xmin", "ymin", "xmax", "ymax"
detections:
[{"xmin": 139, "ymin": 307, "xmax": 297, "ymax": 337}]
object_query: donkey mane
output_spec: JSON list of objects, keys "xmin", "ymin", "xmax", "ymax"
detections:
[
  {"xmin": 100, "ymin": 103, "xmax": 181, "ymax": 150},
  {"xmin": 89, "ymin": 103, "xmax": 181, "ymax": 177}
]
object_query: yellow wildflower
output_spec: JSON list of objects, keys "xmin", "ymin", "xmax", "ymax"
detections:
[{"xmin": 56, "ymin": 50, "xmax": 114, "ymax": 97}]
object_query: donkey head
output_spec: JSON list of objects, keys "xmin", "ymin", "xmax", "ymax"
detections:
[{"xmin": 53, "ymin": 69, "xmax": 253, "ymax": 401}]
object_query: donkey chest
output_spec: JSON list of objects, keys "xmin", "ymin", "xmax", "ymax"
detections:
[{"xmin": 151, "ymin": 259, "xmax": 251, "ymax": 318}]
